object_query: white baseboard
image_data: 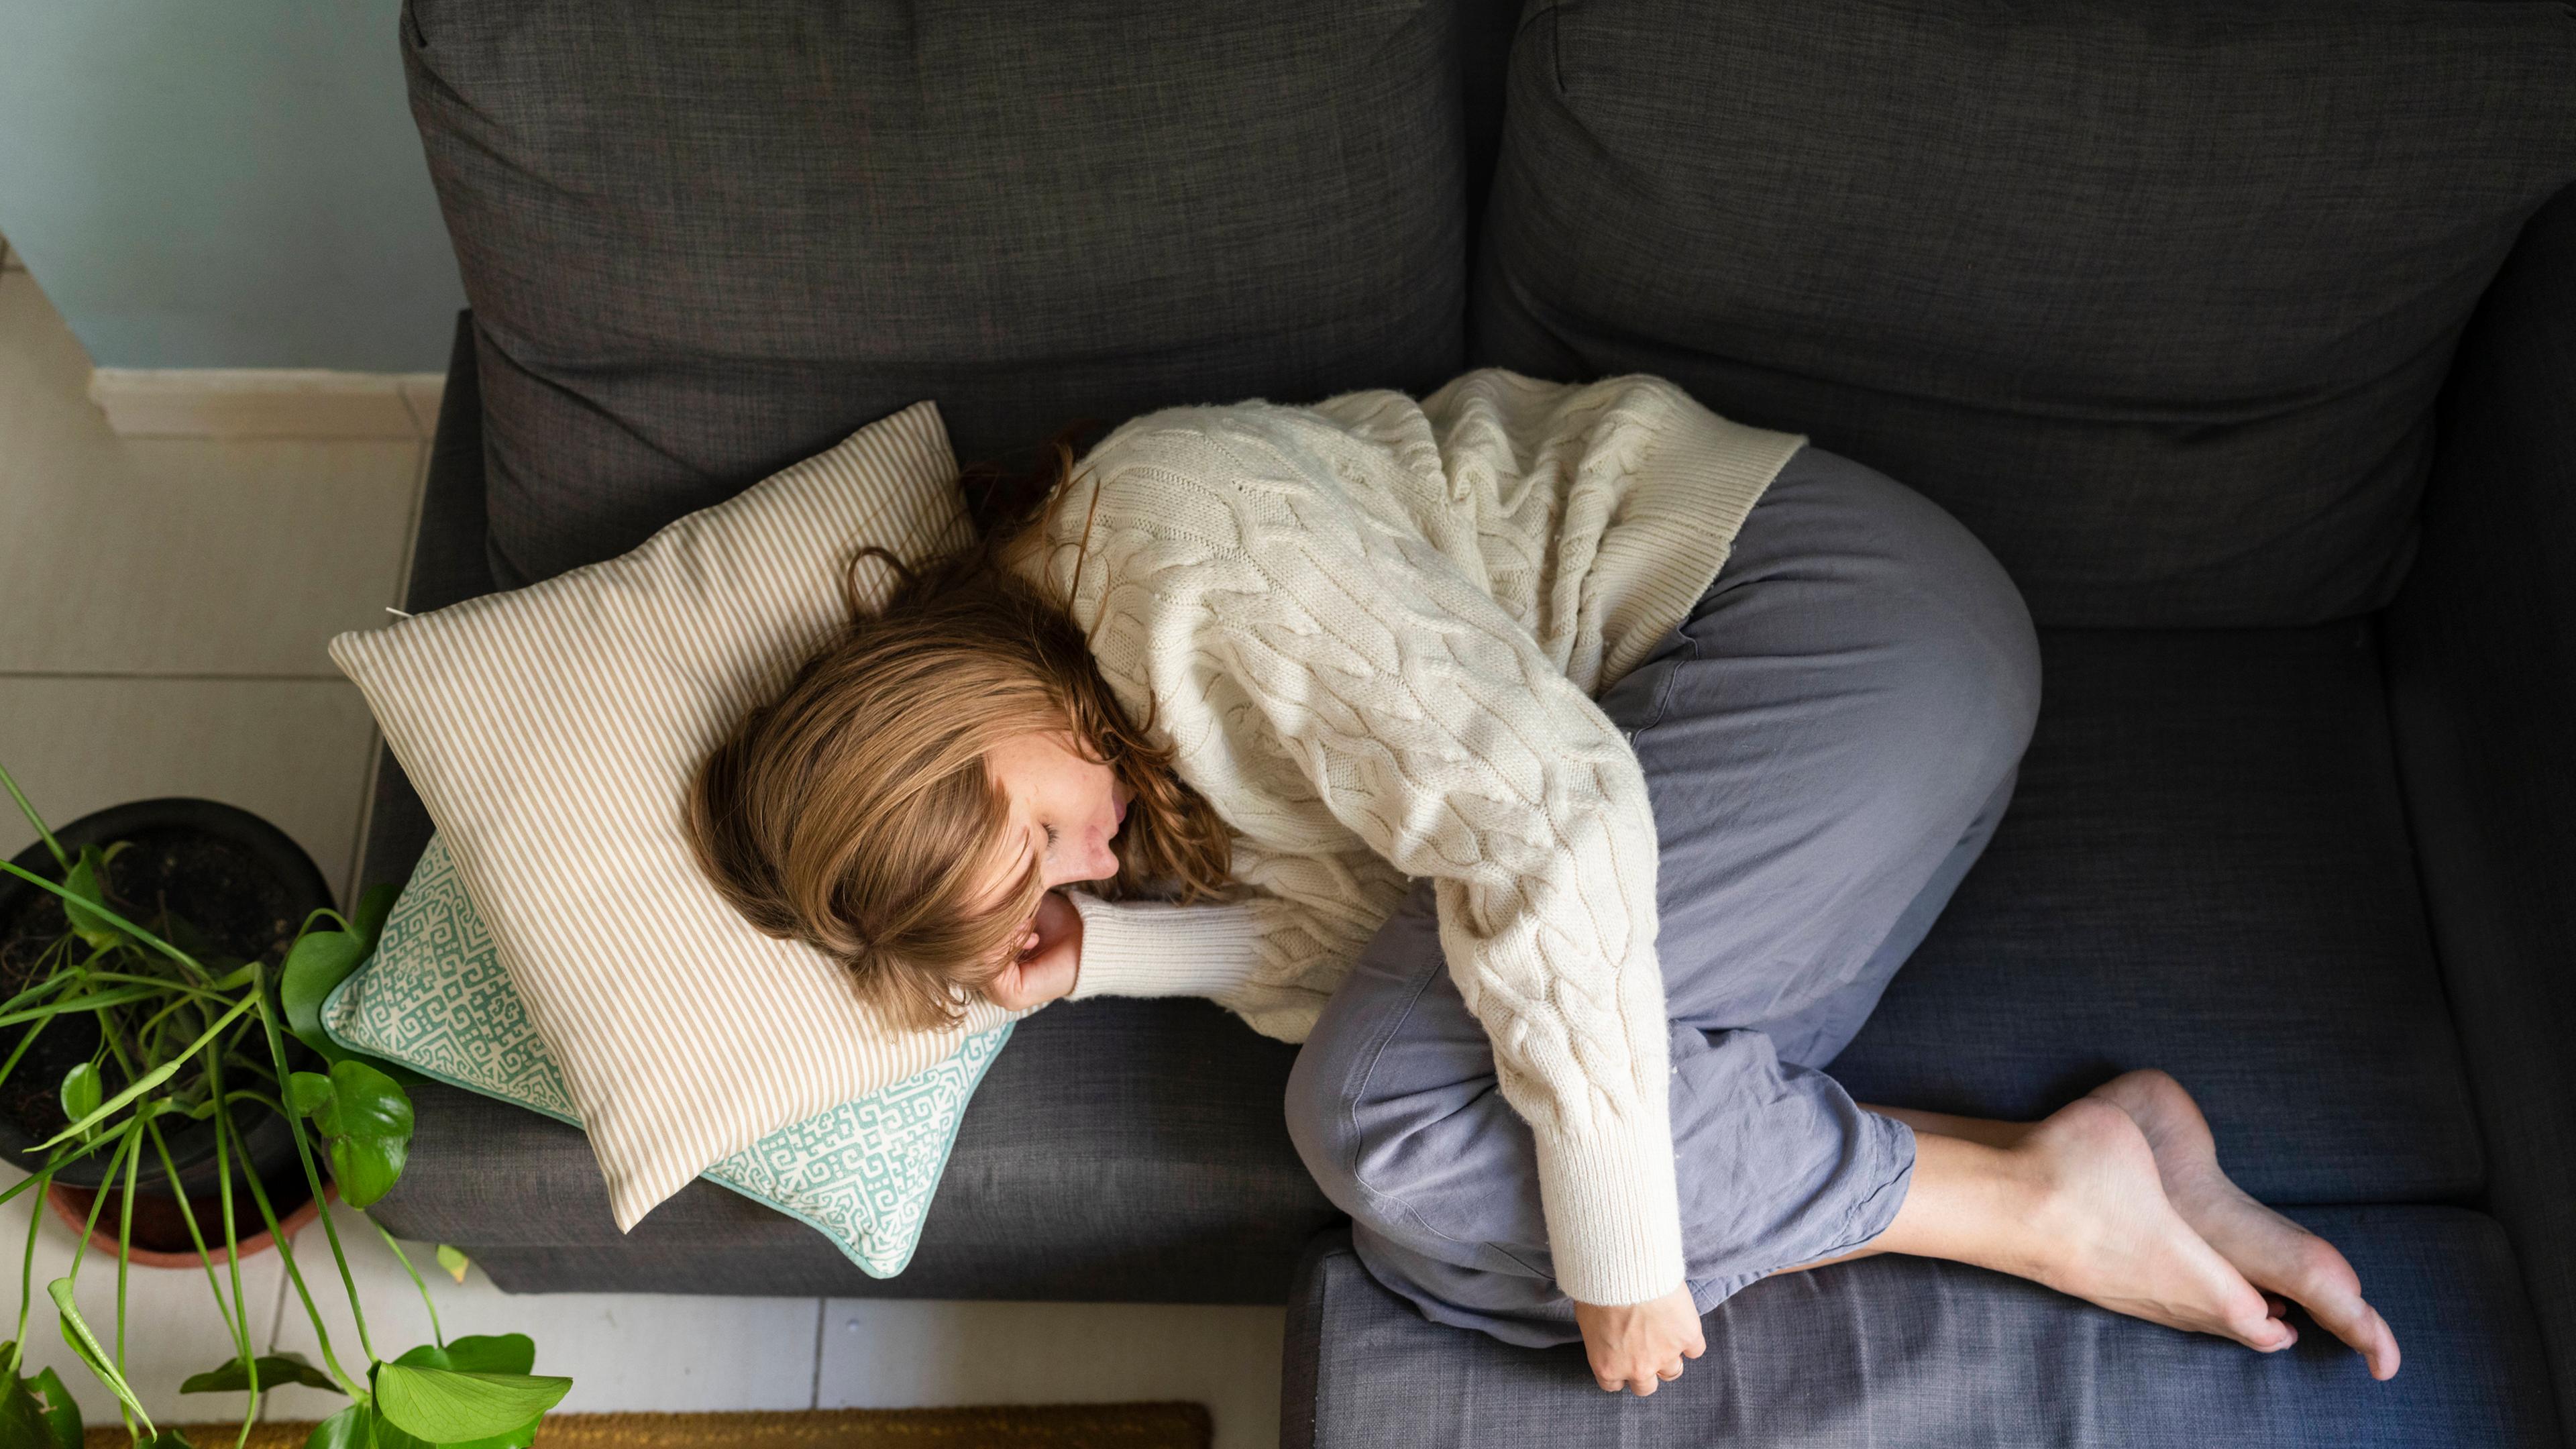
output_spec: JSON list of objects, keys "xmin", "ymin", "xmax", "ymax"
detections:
[{"xmin": 87, "ymin": 368, "xmax": 446, "ymax": 440}]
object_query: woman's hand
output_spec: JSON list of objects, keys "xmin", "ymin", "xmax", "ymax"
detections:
[
  {"xmin": 1572, "ymin": 1282, "xmax": 1705, "ymax": 1396},
  {"xmin": 981, "ymin": 888, "xmax": 1083, "ymax": 1011}
]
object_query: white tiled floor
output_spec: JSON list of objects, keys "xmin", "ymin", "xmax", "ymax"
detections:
[{"xmin": 0, "ymin": 264, "xmax": 1285, "ymax": 1444}]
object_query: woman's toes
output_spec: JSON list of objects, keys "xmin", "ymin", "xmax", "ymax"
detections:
[
  {"xmin": 2218, "ymin": 1281, "xmax": 2296, "ymax": 1353},
  {"xmin": 2274, "ymin": 1234, "xmax": 2404, "ymax": 1373},
  {"xmin": 2253, "ymin": 1318, "xmax": 2298, "ymax": 1352},
  {"xmin": 2356, "ymin": 1305, "xmax": 2402, "ymax": 1381}
]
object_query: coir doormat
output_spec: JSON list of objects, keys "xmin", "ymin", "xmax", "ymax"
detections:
[{"xmin": 87, "ymin": 1401, "xmax": 1213, "ymax": 1448}]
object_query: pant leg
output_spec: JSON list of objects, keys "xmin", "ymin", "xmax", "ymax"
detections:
[{"xmin": 1281, "ymin": 443, "xmax": 2043, "ymax": 1349}]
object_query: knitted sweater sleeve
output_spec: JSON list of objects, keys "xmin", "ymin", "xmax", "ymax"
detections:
[
  {"xmin": 1056, "ymin": 890, "xmax": 1267, "ymax": 1000},
  {"xmin": 1056, "ymin": 835, "xmax": 1409, "ymax": 1030},
  {"xmin": 1059, "ymin": 417, "xmax": 1688, "ymax": 1308}
]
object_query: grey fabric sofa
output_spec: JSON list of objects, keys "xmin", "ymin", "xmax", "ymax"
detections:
[{"xmin": 360, "ymin": 0, "xmax": 2576, "ymax": 1442}]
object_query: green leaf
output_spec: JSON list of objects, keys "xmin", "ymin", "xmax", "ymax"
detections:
[
  {"xmin": 325, "ymin": 1136, "xmax": 408, "ymax": 1209},
  {"xmin": 290, "ymin": 1061, "xmax": 415, "ymax": 1208},
  {"xmin": 371, "ymin": 1364, "xmax": 568, "ymax": 1444},
  {"xmin": 46, "ymin": 1279, "xmax": 152, "ymax": 1436},
  {"xmin": 315, "ymin": 1061, "xmax": 413, "ymax": 1142},
  {"xmin": 429, "ymin": 1413, "xmax": 543, "ymax": 1449},
  {"xmin": 287, "ymin": 1071, "xmax": 334, "ymax": 1119},
  {"xmin": 59, "ymin": 847, "xmax": 121, "ymax": 953},
  {"xmin": 435, "ymin": 1244, "xmax": 471, "ymax": 1285},
  {"xmin": 334, "ymin": 1402, "xmax": 539, "ymax": 1449},
  {"xmin": 280, "ymin": 928, "xmax": 366, "ymax": 1058},
  {"xmin": 138, "ymin": 1434, "xmax": 197, "ymax": 1448},
  {"xmin": 56, "ymin": 1065, "xmax": 99, "ymax": 1130},
  {"xmin": 392, "ymin": 1335, "xmax": 533, "ymax": 1377},
  {"xmin": 0, "ymin": 1373, "xmax": 61, "ymax": 1449},
  {"xmin": 26, "ymin": 1368, "xmax": 79, "ymax": 1449},
  {"xmin": 180, "ymin": 1351, "xmax": 341, "ymax": 1394},
  {"xmin": 301, "ymin": 1403, "xmax": 369, "ymax": 1449}
]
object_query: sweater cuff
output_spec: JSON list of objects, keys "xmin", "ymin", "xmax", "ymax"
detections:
[
  {"xmin": 1061, "ymin": 891, "xmax": 1266, "ymax": 1002},
  {"xmin": 1529, "ymin": 1095, "xmax": 1692, "ymax": 1307}
]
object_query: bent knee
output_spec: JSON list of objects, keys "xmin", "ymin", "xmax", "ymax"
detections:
[
  {"xmin": 1285, "ymin": 1010, "xmax": 1497, "ymax": 1235},
  {"xmin": 1790, "ymin": 446, "xmax": 2041, "ymax": 775},
  {"xmin": 1284, "ymin": 1030, "xmax": 1368, "ymax": 1211}
]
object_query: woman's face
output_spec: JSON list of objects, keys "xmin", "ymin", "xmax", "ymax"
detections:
[{"xmin": 970, "ymin": 729, "xmax": 1132, "ymax": 920}]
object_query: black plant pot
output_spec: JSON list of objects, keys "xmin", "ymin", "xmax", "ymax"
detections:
[{"xmin": 0, "ymin": 798, "xmax": 331, "ymax": 1199}]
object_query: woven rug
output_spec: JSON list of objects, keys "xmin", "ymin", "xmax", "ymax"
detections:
[{"xmin": 86, "ymin": 1402, "xmax": 1212, "ymax": 1448}]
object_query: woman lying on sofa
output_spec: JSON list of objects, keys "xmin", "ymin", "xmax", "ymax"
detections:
[{"xmin": 680, "ymin": 368, "xmax": 2402, "ymax": 1399}]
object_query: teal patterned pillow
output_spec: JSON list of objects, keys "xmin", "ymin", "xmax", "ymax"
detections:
[{"xmin": 323, "ymin": 833, "xmax": 1011, "ymax": 1277}]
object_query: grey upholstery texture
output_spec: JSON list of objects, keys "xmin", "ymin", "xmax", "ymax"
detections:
[
  {"xmin": 2385, "ymin": 180, "xmax": 2576, "ymax": 1425},
  {"xmin": 358, "ymin": 314, "xmax": 487, "ymax": 912},
  {"xmin": 401, "ymin": 0, "xmax": 1472, "ymax": 590},
  {"xmin": 366, "ymin": 994, "xmax": 1338, "ymax": 1303},
  {"xmin": 1827, "ymin": 625, "xmax": 2481, "ymax": 1205},
  {"xmin": 1467, "ymin": 0, "xmax": 2576, "ymax": 628},
  {"xmin": 1283, "ymin": 1212, "xmax": 2563, "ymax": 1448}
]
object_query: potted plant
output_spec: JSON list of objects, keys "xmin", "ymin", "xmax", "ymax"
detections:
[
  {"xmin": 0, "ymin": 797, "xmax": 333, "ymax": 1267},
  {"xmin": 0, "ymin": 761, "xmax": 572, "ymax": 1449}
]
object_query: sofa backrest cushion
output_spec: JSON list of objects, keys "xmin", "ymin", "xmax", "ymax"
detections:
[
  {"xmin": 1470, "ymin": 0, "xmax": 2576, "ymax": 627},
  {"xmin": 403, "ymin": 0, "xmax": 1470, "ymax": 588}
]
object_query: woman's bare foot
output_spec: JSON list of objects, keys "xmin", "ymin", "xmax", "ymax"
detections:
[
  {"xmin": 2005, "ymin": 1096, "xmax": 2298, "ymax": 1356},
  {"xmin": 2086, "ymin": 1069, "xmax": 2402, "ymax": 1381}
]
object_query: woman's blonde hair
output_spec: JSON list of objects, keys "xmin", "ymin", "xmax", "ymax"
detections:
[{"xmin": 682, "ymin": 421, "xmax": 1238, "ymax": 1034}]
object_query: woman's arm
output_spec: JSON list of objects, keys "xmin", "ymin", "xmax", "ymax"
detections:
[
  {"xmin": 1054, "ymin": 410, "xmax": 1690, "ymax": 1310},
  {"xmin": 1058, "ymin": 890, "xmax": 1267, "ymax": 1001}
]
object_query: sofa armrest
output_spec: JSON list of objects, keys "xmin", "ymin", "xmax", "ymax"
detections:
[
  {"xmin": 2383, "ymin": 180, "xmax": 2576, "ymax": 1425},
  {"xmin": 408, "ymin": 310, "xmax": 494, "ymax": 616},
  {"xmin": 358, "ymin": 311, "xmax": 493, "ymax": 901}
]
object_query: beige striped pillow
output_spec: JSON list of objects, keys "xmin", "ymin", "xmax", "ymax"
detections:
[{"xmin": 329, "ymin": 400, "xmax": 1040, "ymax": 1232}]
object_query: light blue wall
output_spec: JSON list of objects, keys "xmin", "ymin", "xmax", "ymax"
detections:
[{"xmin": 0, "ymin": 0, "xmax": 465, "ymax": 372}]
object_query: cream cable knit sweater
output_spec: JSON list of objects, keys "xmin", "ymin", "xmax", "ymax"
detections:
[{"xmin": 1002, "ymin": 367, "xmax": 1805, "ymax": 1307}]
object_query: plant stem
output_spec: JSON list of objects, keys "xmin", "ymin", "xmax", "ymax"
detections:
[
  {"xmin": 203, "ymin": 1067, "xmax": 256, "ymax": 1387},
  {"xmin": 0, "ymin": 1008, "xmax": 57, "ymax": 1100},
  {"xmin": 71, "ymin": 971, "xmax": 233, "ymax": 1004},
  {"xmin": 7, "ymin": 1155, "xmax": 46, "ymax": 1375},
  {"xmin": 36, "ymin": 993, "xmax": 258, "ymax": 1152},
  {"xmin": 235, "ymin": 1152, "xmax": 362, "ymax": 1399},
  {"xmin": 250, "ymin": 967, "xmax": 375, "ymax": 1365},
  {"xmin": 0, "ymin": 759, "xmax": 67, "ymax": 873},
  {"xmin": 0, "ymin": 982, "xmax": 170, "ymax": 1032},
  {"xmin": 114, "ymin": 1126, "xmax": 137, "ymax": 1379},
  {"xmin": 370, "ymin": 1218, "xmax": 443, "ymax": 1350},
  {"xmin": 64, "ymin": 1124, "xmax": 140, "ymax": 1289},
  {"xmin": 143, "ymin": 1116, "xmax": 248, "ymax": 1367},
  {"xmin": 0, "ymin": 964, "xmax": 85, "ymax": 1024},
  {"xmin": 207, "ymin": 1060, "xmax": 358, "ymax": 1400}
]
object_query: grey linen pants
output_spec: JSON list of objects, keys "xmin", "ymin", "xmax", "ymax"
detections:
[{"xmin": 1281, "ymin": 443, "xmax": 2044, "ymax": 1348}]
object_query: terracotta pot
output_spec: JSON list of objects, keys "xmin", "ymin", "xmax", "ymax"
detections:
[{"xmin": 44, "ymin": 1178, "xmax": 333, "ymax": 1269}]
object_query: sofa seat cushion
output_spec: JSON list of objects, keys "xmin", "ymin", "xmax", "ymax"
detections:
[
  {"xmin": 1284, "ymin": 1210, "xmax": 2563, "ymax": 1448},
  {"xmin": 400, "ymin": 0, "xmax": 1472, "ymax": 589},
  {"xmin": 1470, "ymin": 0, "xmax": 2576, "ymax": 627},
  {"xmin": 1830, "ymin": 623, "xmax": 2483, "ymax": 1205},
  {"xmin": 369, "ymin": 996, "xmax": 1342, "ymax": 1302}
]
